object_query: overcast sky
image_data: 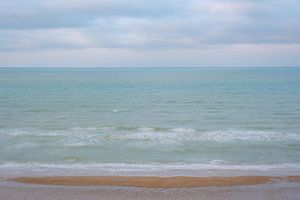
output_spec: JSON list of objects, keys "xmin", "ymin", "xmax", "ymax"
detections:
[{"xmin": 0, "ymin": 0, "xmax": 299, "ymax": 67}]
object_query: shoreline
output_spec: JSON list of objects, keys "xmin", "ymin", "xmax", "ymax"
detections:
[
  {"xmin": 2, "ymin": 175, "xmax": 300, "ymax": 200},
  {"xmin": 2, "ymin": 163, "xmax": 300, "ymax": 178},
  {"xmin": 11, "ymin": 175, "xmax": 300, "ymax": 188}
]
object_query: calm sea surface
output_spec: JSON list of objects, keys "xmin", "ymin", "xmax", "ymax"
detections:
[{"xmin": 1, "ymin": 67, "xmax": 300, "ymax": 175}]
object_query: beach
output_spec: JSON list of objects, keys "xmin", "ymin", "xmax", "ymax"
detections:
[
  {"xmin": 12, "ymin": 175, "xmax": 294, "ymax": 187},
  {"xmin": 1, "ymin": 175, "xmax": 300, "ymax": 200},
  {"xmin": 1, "ymin": 0, "xmax": 300, "ymax": 199}
]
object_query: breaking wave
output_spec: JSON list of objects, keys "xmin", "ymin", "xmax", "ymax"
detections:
[{"xmin": 1, "ymin": 127, "xmax": 300, "ymax": 143}]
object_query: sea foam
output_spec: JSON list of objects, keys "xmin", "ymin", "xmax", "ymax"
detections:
[{"xmin": 1, "ymin": 128, "xmax": 299, "ymax": 142}]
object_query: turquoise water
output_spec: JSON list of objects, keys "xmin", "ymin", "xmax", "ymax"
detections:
[{"xmin": 1, "ymin": 67, "xmax": 300, "ymax": 174}]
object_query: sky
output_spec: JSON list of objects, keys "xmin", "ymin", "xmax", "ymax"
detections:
[{"xmin": 0, "ymin": 0, "xmax": 300, "ymax": 67}]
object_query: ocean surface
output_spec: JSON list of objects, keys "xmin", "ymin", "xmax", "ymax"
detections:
[{"xmin": 1, "ymin": 67, "xmax": 300, "ymax": 176}]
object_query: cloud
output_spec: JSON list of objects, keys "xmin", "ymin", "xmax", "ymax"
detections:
[
  {"xmin": 0, "ymin": 0, "xmax": 299, "ymax": 66},
  {"xmin": 0, "ymin": 0, "xmax": 179, "ymax": 30}
]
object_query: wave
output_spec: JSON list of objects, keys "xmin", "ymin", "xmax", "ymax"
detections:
[
  {"xmin": 1, "ymin": 162, "xmax": 300, "ymax": 174},
  {"xmin": 1, "ymin": 127, "xmax": 300, "ymax": 143},
  {"xmin": 112, "ymin": 109, "xmax": 128, "ymax": 113}
]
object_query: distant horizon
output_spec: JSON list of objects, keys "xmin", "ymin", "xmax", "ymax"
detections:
[{"xmin": 1, "ymin": 66, "xmax": 300, "ymax": 69}]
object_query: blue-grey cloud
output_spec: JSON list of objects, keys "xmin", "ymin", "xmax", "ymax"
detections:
[
  {"xmin": 0, "ymin": 0, "xmax": 299, "ymax": 67},
  {"xmin": 0, "ymin": 0, "xmax": 180, "ymax": 29},
  {"xmin": 0, "ymin": 0, "xmax": 299, "ymax": 51}
]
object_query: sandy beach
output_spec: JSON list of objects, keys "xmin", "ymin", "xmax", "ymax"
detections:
[
  {"xmin": 1, "ymin": 175, "xmax": 300, "ymax": 200},
  {"xmin": 10, "ymin": 175, "xmax": 300, "ymax": 187}
]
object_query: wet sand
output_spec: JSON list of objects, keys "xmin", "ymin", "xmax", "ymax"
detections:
[
  {"xmin": 1, "ymin": 177, "xmax": 300, "ymax": 200},
  {"xmin": 11, "ymin": 175, "xmax": 300, "ymax": 187}
]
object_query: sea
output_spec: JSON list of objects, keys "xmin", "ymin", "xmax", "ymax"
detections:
[{"xmin": 1, "ymin": 67, "xmax": 300, "ymax": 176}]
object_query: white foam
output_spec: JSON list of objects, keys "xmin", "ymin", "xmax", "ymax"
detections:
[
  {"xmin": 201, "ymin": 130, "xmax": 300, "ymax": 142},
  {"xmin": 4, "ymin": 142, "xmax": 39, "ymax": 151},
  {"xmin": 1, "ymin": 162, "xmax": 300, "ymax": 177},
  {"xmin": 0, "ymin": 129, "xmax": 68, "ymax": 137},
  {"xmin": 63, "ymin": 142, "xmax": 88, "ymax": 147},
  {"xmin": 70, "ymin": 127, "xmax": 98, "ymax": 131},
  {"xmin": 1, "ymin": 128, "xmax": 300, "ymax": 143},
  {"xmin": 99, "ymin": 129, "xmax": 300, "ymax": 143},
  {"xmin": 2, "ymin": 161, "xmax": 300, "ymax": 171},
  {"xmin": 169, "ymin": 128, "xmax": 196, "ymax": 133},
  {"xmin": 97, "ymin": 126, "xmax": 117, "ymax": 130},
  {"xmin": 112, "ymin": 109, "xmax": 127, "ymax": 113},
  {"xmin": 137, "ymin": 127, "xmax": 156, "ymax": 132}
]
